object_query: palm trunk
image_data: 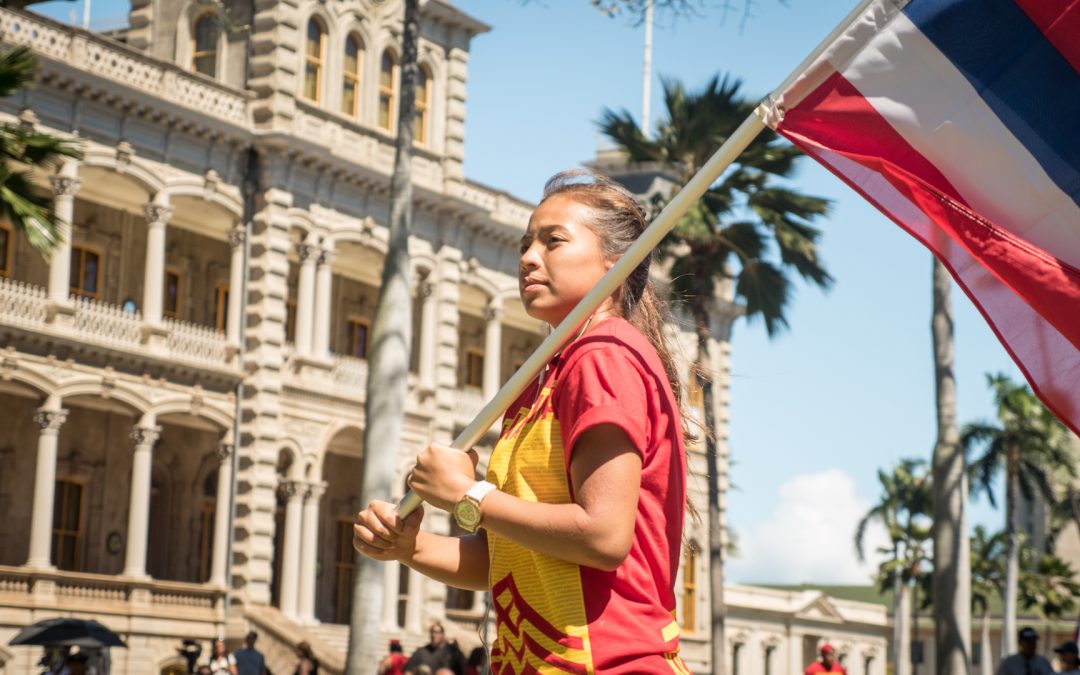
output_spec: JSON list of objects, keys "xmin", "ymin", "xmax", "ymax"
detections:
[
  {"xmin": 344, "ymin": 1, "xmax": 419, "ymax": 673},
  {"xmin": 1003, "ymin": 458, "xmax": 1020, "ymax": 658},
  {"xmin": 897, "ymin": 576, "xmax": 913, "ymax": 675},
  {"xmin": 929, "ymin": 257, "xmax": 972, "ymax": 674},
  {"xmin": 980, "ymin": 606, "xmax": 992, "ymax": 675},
  {"xmin": 691, "ymin": 280, "xmax": 725, "ymax": 675}
]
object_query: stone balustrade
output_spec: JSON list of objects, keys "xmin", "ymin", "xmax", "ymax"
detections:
[
  {"xmin": 0, "ymin": 277, "xmax": 48, "ymax": 331},
  {"xmin": 73, "ymin": 295, "xmax": 142, "ymax": 348},
  {"xmin": 331, "ymin": 353, "xmax": 368, "ymax": 392},
  {"xmin": 452, "ymin": 386, "xmax": 485, "ymax": 426},
  {"xmin": 0, "ymin": 7, "xmax": 249, "ymax": 128},
  {"xmin": 0, "ymin": 565, "xmax": 225, "ymax": 618},
  {"xmin": 163, "ymin": 317, "xmax": 230, "ymax": 368}
]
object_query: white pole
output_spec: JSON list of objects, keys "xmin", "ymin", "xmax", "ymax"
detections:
[
  {"xmin": 82, "ymin": 0, "xmax": 91, "ymax": 30},
  {"xmin": 642, "ymin": 0, "xmax": 654, "ymax": 140},
  {"xmin": 397, "ymin": 0, "xmax": 879, "ymax": 519}
]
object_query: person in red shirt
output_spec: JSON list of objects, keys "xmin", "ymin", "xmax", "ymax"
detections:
[
  {"xmin": 352, "ymin": 170, "xmax": 691, "ymax": 673},
  {"xmin": 377, "ymin": 640, "xmax": 407, "ymax": 675},
  {"xmin": 805, "ymin": 644, "xmax": 846, "ymax": 674}
]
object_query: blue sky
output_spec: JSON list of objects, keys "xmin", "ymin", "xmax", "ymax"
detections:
[{"xmin": 31, "ymin": 0, "xmax": 1022, "ymax": 584}]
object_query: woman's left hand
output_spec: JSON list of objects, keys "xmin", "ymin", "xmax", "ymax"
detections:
[{"xmin": 408, "ymin": 442, "xmax": 479, "ymax": 512}]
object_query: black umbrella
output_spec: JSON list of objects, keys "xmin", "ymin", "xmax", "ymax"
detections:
[{"xmin": 9, "ymin": 618, "xmax": 126, "ymax": 648}]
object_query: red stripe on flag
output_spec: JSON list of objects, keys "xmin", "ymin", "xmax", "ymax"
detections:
[
  {"xmin": 777, "ymin": 71, "xmax": 1080, "ymax": 435},
  {"xmin": 1012, "ymin": 0, "xmax": 1080, "ymax": 75}
]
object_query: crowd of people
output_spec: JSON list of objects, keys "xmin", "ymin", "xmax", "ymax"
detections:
[{"xmin": 376, "ymin": 622, "xmax": 486, "ymax": 675}]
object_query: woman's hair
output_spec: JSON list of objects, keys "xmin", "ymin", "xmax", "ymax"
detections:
[
  {"xmin": 539, "ymin": 169, "xmax": 684, "ymax": 414},
  {"xmin": 297, "ymin": 641, "xmax": 315, "ymax": 660}
]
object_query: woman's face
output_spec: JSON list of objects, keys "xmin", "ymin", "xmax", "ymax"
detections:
[
  {"xmin": 519, "ymin": 194, "xmax": 614, "ymax": 326},
  {"xmin": 215, "ymin": 641, "xmax": 226, "ymax": 656}
]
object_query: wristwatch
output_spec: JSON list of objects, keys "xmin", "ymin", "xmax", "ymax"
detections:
[{"xmin": 453, "ymin": 480, "xmax": 497, "ymax": 532}]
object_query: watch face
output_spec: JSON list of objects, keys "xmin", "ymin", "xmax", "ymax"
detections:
[{"xmin": 454, "ymin": 500, "xmax": 481, "ymax": 530}]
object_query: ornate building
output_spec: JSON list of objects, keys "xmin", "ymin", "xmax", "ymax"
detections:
[{"xmin": 0, "ymin": 2, "xmax": 888, "ymax": 673}]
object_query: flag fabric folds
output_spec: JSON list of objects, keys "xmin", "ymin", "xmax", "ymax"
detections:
[{"xmin": 762, "ymin": 0, "xmax": 1080, "ymax": 435}]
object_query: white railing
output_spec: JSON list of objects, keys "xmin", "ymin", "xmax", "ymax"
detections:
[
  {"xmin": 0, "ymin": 276, "xmax": 48, "ymax": 330},
  {"xmin": 452, "ymin": 386, "xmax": 485, "ymax": 423},
  {"xmin": 73, "ymin": 295, "xmax": 142, "ymax": 348},
  {"xmin": 164, "ymin": 317, "xmax": 230, "ymax": 368},
  {"xmin": 0, "ymin": 8, "xmax": 249, "ymax": 127},
  {"xmin": 331, "ymin": 353, "xmax": 368, "ymax": 393}
]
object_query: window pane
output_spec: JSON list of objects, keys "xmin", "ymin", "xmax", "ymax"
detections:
[
  {"xmin": 307, "ymin": 19, "xmax": 323, "ymax": 58},
  {"xmin": 194, "ymin": 54, "xmax": 216, "ymax": 78},
  {"xmin": 0, "ymin": 228, "xmax": 9, "ymax": 275},
  {"xmin": 64, "ymin": 483, "xmax": 82, "ymax": 530},
  {"xmin": 304, "ymin": 65, "xmax": 319, "ymax": 101},
  {"xmin": 83, "ymin": 251, "xmax": 99, "ymax": 294},
  {"xmin": 345, "ymin": 37, "xmax": 359, "ymax": 73},
  {"xmin": 379, "ymin": 95, "xmax": 391, "ymax": 129},
  {"xmin": 194, "ymin": 15, "xmax": 218, "ymax": 53},
  {"xmin": 342, "ymin": 82, "xmax": 357, "ymax": 116},
  {"xmin": 165, "ymin": 271, "xmax": 179, "ymax": 316},
  {"xmin": 380, "ymin": 53, "xmax": 394, "ymax": 88}
]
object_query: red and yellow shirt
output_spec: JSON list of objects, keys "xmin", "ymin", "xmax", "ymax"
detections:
[{"xmin": 485, "ymin": 318, "xmax": 689, "ymax": 674}]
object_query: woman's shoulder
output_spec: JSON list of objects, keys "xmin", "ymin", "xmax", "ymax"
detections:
[{"xmin": 563, "ymin": 317, "xmax": 659, "ymax": 372}]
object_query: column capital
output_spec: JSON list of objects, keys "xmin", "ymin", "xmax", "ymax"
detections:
[
  {"xmin": 33, "ymin": 408, "xmax": 69, "ymax": 432},
  {"xmin": 297, "ymin": 242, "xmax": 319, "ymax": 263},
  {"xmin": 50, "ymin": 175, "xmax": 80, "ymax": 197},
  {"xmin": 143, "ymin": 203, "xmax": 172, "ymax": 226},
  {"xmin": 304, "ymin": 481, "xmax": 327, "ymax": 501},
  {"xmin": 420, "ymin": 280, "xmax": 435, "ymax": 298},
  {"xmin": 280, "ymin": 480, "xmax": 302, "ymax": 500},
  {"xmin": 318, "ymin": 247, "xmax": 335, "ymax": 267},
  {"xmin": 228, "ymin": 226, "xmax": 246, "ymax": 249},
  {"xmin": 485, "ymin": 304, "xmax": 504, "ymax": 322},
  {"xmin": 130, "ymin": 425, "xmax": 161, "ymax": 448},
  {"xmin": 216, "ymin": 443, "xmax": 234, "ymax": 461}
]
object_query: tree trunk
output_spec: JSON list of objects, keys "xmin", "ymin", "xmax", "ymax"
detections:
[
  {"xmin": 930, "ymin": 257, "xmax": 972, "ymax": 675},
  {"xmin": 980, "ymin": 606, "xmax": 992, "ymax": 675},
  {"xmin": 344, "ymin": 1, "xmax": 419, "ymax": 673},
  {"xmin": 1003, "ymin": 460, "xmax": 1020, "ymax": 658},
  {"xmin": 691, "ymin": 281, "xmax": 726, "ymax": 675},
  {"xmin": 897, "ymin": 575, "xmax": 913, "ymax": 675}
]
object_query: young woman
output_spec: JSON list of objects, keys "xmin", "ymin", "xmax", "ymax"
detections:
[
  {"xmin": 353, "ymin": 170, "xmax": 690, "ymax": 674},
  {"xmin": 206, "ymin": 638, "xmax": 238, "ymax": 675}
]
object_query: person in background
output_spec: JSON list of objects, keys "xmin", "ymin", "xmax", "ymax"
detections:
[
  {"xmin": 1053, "ymin": 640, "xmax": 1080, "ymax": 674},
  {"xmin": 378, "ymin": 639, "xmax": 408, "ymax": 675},
  {"xmin": 293, "ymin": 642, "xmax": 319, "ymax": 675},
  {"xmin": 234, "ymin": 631, "xmax": 267, "ymax": 675},
  {"xmin": 404, "ymin": 623, "xmax": 463, "ymax": 675},
  {"xmin": 805, "ymin": 643, "xmax": 846, "ymax": 674},
  {"xmin": 464, "ymin": 647, "xmax": 486, "ymax": 675},
  {"xmin": 206, "ymin": 638, "xmax": 238, "ymax": 675},
  {"xmin": 996, "ymin": 627, "xmax": 1053, "ymax": 675}
]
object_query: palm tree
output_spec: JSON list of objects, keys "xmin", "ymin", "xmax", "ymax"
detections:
[
  {"xmin": 970, "ymin": 526, "xmax": 1006, "ymax": 675},
  {"xmin": 0, "ymin": 45, "xmax": 82, "ymax": 257},
  {"xmin": 930, "ymin": 258, "xmax": 971, "ymax": 675},
  {"xmin": 856, "ymin": 458, "xmax": 932, "ymax": 675},
  {"xmin": 963, "ymin": 374, "xmax": 1079, "ymax": 659},
  {"xmin": 600, "ymin": 74, "xmax": 831, "ymax": 675},
  {"xmin": 1019, "ymin": 550, "xmax": 1080, "ymax": 643},
  {"xmin": 344, "ymin": 0, "xmax": 420, "ymax": 673}
]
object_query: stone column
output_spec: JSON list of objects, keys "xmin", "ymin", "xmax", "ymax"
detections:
[
  {"xmin": 405, "ymin": 564, "xmax": 423, "ymax": 633},
  {"xmin": 298, "ymin": 480, "xmax": 325, "ymax": 623},
  {"xmin": 47, "ymin": 161, "xmax": 79, "ymax": 306},
  {"xmin": 294, "ymin": 239, "xmax": 318, "ymax": 356},
  {"xmin": 208, "ymin": 442, "xmax": 234, "ymax": 587},
  {"xmin": 382, "ymin": 562, "xmax": 399, "ymax": 629},
  {"xmin": 26, "ymin": 400, "xmax": 68, "ymax": 568},
  {"xmin": 278, "ymin": 480, "xmax": 304, "ymax": 618},
  {"xmin": 482, "ymin": 303, "xmax": 504, "ymax": 400},
  {"xmin": 226, "ymin": 226, "xmax": 246, "ymax": 349},
  {"xmin": 142, "ymin": 196, "xmax": 172, "ymax": 326},
  {"xmin": 418, "ymin": 279, "xmax": 437, "ymax": 391},
  {"xmin": 123, "ymin": 419, "xmax": 161, "ymax": 578},
  {"xmin": 312, "ymin": 246, "xmax": 333, "ymax": 359}
]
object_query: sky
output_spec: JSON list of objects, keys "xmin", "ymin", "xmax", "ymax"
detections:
[{"xmin": 30, "ymin": 0, "xmax": 1023, "ymax": 585}]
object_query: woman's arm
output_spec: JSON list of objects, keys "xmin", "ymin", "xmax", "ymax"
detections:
[
  {"xmin": 409, "ymin": 423, "xmax": 641, "ymax": 571},
  {"xmin": 352, "ymin": 501, "xmax": 490, "ymax": 590}
]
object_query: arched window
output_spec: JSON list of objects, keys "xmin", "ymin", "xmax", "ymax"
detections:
[
  {"xmin": 682, "ymin": 542, "xmax": 698, "ymax": 632},
  {"xmin": 378, "ymin": 50, "xmax": 398, "ymax": 131},
  {"xmin": 303, "ymin": 17, "xmax": 327, "ymax": 102},
  {"xmin": 342, "ymin": 34, "xmax": 362, "ymax": 117},
  {"xmin": 191, "ymin": 12, "xmax": 219, "ymax": 77},
  {"xmin": 414, "ymin": 64, "xmax": 432, "ymax": 144}
]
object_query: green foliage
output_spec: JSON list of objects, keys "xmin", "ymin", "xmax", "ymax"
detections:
[
  {"xmin": 1019, "ymin": 550, "xmax": 1080, "ymax": 621},
  {"xmin": 0, "ymin": 46, "xmax": 83, "ymax": 259},
  {"xmin": 970, "ymin": 525, "xmax": 1006, "ymax": 614},
  {"xmin": 963, "ymin": 374, "xmax": 1077, "ymax": 520},
  {"xmin": 855, "ymin": 458, "xmax": 932, "ymax": 592},
  {"xmin": 598, "ymin": 74, "xmax": 831, "ymax": 336}
]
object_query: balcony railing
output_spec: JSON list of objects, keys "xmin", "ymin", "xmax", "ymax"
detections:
[
  {"xmin": 0, "ymin": 565, "xmax": 224, "ymax": 620},
  {"xmin": 452, "ymin": 386, "xmax": 485, "ymax": 425},
  {"xmin": 0, "ymin": 277, "xmax": 236, "ymax": 372}
]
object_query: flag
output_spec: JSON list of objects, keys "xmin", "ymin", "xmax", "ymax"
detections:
[{"xmin": 761, "ymin": 0, "xmax": 1080, "ymax": 435}]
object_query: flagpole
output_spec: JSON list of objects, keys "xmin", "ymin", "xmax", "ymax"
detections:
[{"xmin": 397, "ymin": 0, "xmax": 877, "ymax": 518}]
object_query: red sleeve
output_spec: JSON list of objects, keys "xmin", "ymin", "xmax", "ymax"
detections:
[{"xmin": 554, "ymin": 345, "xmax": 651, "ymax": 467}]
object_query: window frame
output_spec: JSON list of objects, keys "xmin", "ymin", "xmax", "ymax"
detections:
[
  {"xmin": 682, "ymin": 542, "xmax": 698, "ymax": 633},
  {"xmin": 378, "ymin": 50, "xmax": 399, "ymax": 132},
  {"xmin": 414, "ymin": 64, "xmax": 432, "ymax": 145},
  {"xmin": 285, "ymin": 298, "xmax": 298, "ymax": 345},
  {"xmin": 213, "ymin": 283, "xmax": 229, "ymax": 334},
  {"xmin": 346, "ymin": 316, "xmax": 370, "ymax": 360},
  {"xmin": 0, "ymin": 221, "xmax": 11, "ymax": 279},
  {"xmin": 335, "ymin": 517, "xmax": 356, "ymax": 624},
  {"xmin": 52, "ymin": 477, "xmax": 86, "ymax": 572},
  {"xmin": 190, "ymin": 11, "xmax": 220, "ymax": 78},
  {"xmin": 464, "ymin": 349, "xmax": 484, "ymax": 389},
  {"xmin": 341, "ymin": 33, "xmax": 363, "ymax": 118},
  {"xmin": 303, "ymin": 16, "xmax": 327, "ymax": 103},
  {"xmin": 69, "ymin": 243, "xmax": 103, "ymax": 300}
]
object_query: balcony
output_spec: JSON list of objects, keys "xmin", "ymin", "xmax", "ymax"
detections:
[{"xmin": 0, "ymin": 277, "xmax": 238, "ymax": 375}]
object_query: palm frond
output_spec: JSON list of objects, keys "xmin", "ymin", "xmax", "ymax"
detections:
[{"xmin": 0, "ymin": 46, "xmax": 37, "ymax": 99}]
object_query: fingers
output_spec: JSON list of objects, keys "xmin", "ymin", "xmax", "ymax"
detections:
[
  {"xmin": 352, "ymin": 500, "xmax": 423, "ymax": 561},
  {"xmin": 467, "ymin": 448, "xmax": 479, "ymax": 470}
]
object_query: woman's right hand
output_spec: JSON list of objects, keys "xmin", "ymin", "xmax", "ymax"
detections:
[{"xmin": 352, "ymin": 500, "xmax": 424, "ymax": 562}]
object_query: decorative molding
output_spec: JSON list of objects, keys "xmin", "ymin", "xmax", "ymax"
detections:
[
  {"xmin": 229, "ymin": 226, "xmax": 246, "ymax": 249},
  {"xmin": 143, "ymin": 203, "xmax": 173, "ymax": 225},
  {"xmin": 50, "ymin": 175, "xmax": 81, "ymax": 197},
  {"xmin": 297, "ymin": 242, "xmax": 319, "ymax": 263},
  {"xmin": 33, "ymin": 408, "xmax": 69, "ymax": 432},
  {"xmin": 130, "ymin": 425, "xmax": 161, "ymax": 448},
  {"xmin": 216, "ymin": 443, "xmax": 234, "ymax": 462}
]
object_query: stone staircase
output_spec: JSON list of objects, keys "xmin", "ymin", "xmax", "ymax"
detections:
[{"xmin": 244, "ymin": 606, "xmax": 345, "ymax": 675}]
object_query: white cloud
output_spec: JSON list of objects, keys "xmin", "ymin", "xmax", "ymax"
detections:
[{"xmin": 727, "ymin": 469, "xmax": 891, "ymax": 585}]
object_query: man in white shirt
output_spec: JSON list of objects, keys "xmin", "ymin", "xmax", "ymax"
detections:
[
  {"xmin": 1054, "ymin": 640, "xmax": 1080, "ymax": 674},
  {"xmin": 996, "ymin": 627, "xmax": 1054, "ymax": 675}
]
